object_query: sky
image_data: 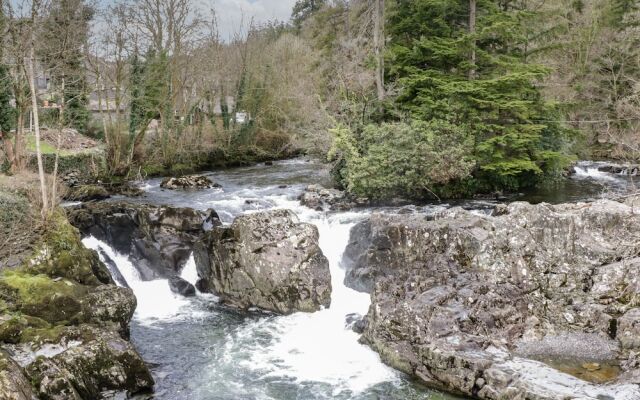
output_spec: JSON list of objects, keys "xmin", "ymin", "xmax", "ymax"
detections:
[{"xmin": 210, "ymin": 0, "xmax": 297, "ymax": 40}]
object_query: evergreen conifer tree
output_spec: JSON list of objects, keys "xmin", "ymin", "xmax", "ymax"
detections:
[{"xmin": 387, "ymin": 0, "xmax": 572, "ymax": 189}]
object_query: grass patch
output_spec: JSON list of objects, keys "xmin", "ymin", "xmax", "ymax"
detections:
[{"xmin": 25, "ymin": 134, "xmax": 103, "ymax": 156}]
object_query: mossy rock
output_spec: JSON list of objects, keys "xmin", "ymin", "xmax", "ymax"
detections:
[
  {"xmin": 23, "ymin": 211, "xmax": 112, "ymax": 286},
  {"xmin": 26, "ymin": 325, "xmax": 154, "ymax": 399},
  {"xmin": 0, "ymin": 312, "xmax": 56, "ymax": 344},
  {"xmin": 63, "ymin": 185, "xmax": 110, "ymax": 202},
  {"xmin": 0, "ymin": 271, "xmax": 88, "ymax": 324}
]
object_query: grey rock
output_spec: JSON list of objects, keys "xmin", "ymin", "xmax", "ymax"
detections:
[
  {"xmin": 24, "ymin": 325, "xmax": 153, "ymax": 400},
  {"xmin": 350, "ymin": 199, "xmax": 640, "ymax": 399},
  {"xmin": 160, "ymin": 175, "xmax": 221, "ymax": 190},
  {"xmin": 299, "ymin": 184, "xmax": 365, "ymax": 211},
  {"xmin": 168, "ymin": 276, "xmax": 196, "ymax": 297},
  {"xmin": 194, "ymin": 209, "xmax": 331, "ymax": 314},
  {"xmin": 68, "ymin": 202, "xmax": 218, "ymax": 280}
]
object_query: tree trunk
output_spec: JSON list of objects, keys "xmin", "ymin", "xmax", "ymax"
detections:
[
  {"xmin": 59, "ymin": 76, "xmax": 65, "ymax": 123},
  {"xmin": 374, "ymin": 0, "xmax": 385, "ymax": 102},
  {"xmin": 1, "ymin": 132, "xmax": 15, "ymax": 170},
  {"xmin": 27, "ymin": 1, "xmax": 48, "ymax": 216},
  {"xmin": 469, "ymin": 0, "xmax": 477, "ymax": 80},
  {"xmin": 15, "ymin": 108, "xmax": 24, "ymax": 170}
]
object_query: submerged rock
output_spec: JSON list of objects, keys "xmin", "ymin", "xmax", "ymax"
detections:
[
  {"xmin": 194, "ymin": 209, "xmax": 331, "ymax": 314},
  {"xmin": 68, "ymin": 202, "xmax": 219, "ymax": 280},
  {"xmin": 168, "ymin": 276, "xmax": 196, "ymax": 297},
  {"xmin": 160, "ymin": 175, "xmax": 221, "ymax": 190},
  {"xmin": 347, "ymin": 198, "xmax": 640, "ymax": 399}
]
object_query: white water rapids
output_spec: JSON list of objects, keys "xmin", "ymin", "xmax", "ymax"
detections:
[
  {"xmin": 75, "ymin": 158, "xmax": 639, "ymax": 399},
  {"xmin": 81, "ymin": 180, "xmax": 415, "ymax": 399}
]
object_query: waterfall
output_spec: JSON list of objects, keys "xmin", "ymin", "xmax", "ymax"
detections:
[
  {"xmin": 83, "ymin": 236, "xmax": 192, "ymax": 323},
  {"xmin": 233, "ymin": 211, "xmax": 399, "ymax": 395},
  {"xmin": 573, "ymin": 163, "xmax": 618, "ymax": 182}
]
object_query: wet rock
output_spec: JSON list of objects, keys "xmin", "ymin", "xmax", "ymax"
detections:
[
  {"xmin": 97, "ymin": 248, "xmax": 129, "ymax": 288},
  {"xmin": 598, "ymin": 163, "xmax": 639, "ymax": 175},
  {"xmin": 0, "ymin": 350, "xmax": 38, "ymax": 400},
  {"xmin": 68, "ymin": 202, "xmax": 217, "ymax": 280},
  {"xmin": 25, "ymin": 325, "xmax": 153, "ymax": 399},
  {"xmin": 160, "ymin": 175, "xmax": 221, "ymax": 190},
  {"xmin": 350, "ymin": 199, "xmax": 640, "ymax": 399},
  {"xmin": 80, "ymin": 285, "xmax": 136, "ymax": 336},
  {"xmin": 64, "ymin": 185, "xmax": 110, "ymax": 202},
  {"xmin": 345, "ymin": 313, "xmax": 366, "ymax": 334},
  {"xmin": 168, "ymin": 276, "xmax": 196, "ymax": 297},
  {"xmin": 194, "ymin": 209, "xmax": 331, "ymax": 314},
  {"xmin": 299, "ymin": 184, "xmax": 366, "ymax": 211}
]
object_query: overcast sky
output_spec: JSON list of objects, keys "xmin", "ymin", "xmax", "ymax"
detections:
[{"xmin": 210, "ymin": 0, "xmax": 297, "ymax": 40}]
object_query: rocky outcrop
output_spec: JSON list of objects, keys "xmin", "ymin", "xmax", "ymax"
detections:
[
  {"xmin": 348, "ymin": 199, "xmax": 640, "ymax": 399},
  {"xmin": 299, "ymin": 184, "xmax": 367, "ymax": 211},
  {"xmin": 68, "ymin": 202, "xmax": 220, "ymax": 280},
  {"xmin": 160, "ymin": 175, "xmax": 221, "ymax": 190},
  {"xmin": 598, "ymin": 163, "xmax": 639, "ymax": 175},
  {"xmin": 63, "ymin": 185, "xmax": 110, "ymax": 202},
  {"xmin": 22, "ymin": 325, "xmax": 153, "ymax": 400},
  {"xmin": 194, "ymin": 209, "xmax": 331, "ymax": 314},
  {"xmin": 0, "ymin": 210, "xmax": 153, "ymax": 399},
  {"xmin": 168, "ymin": 276, "xmax": 196, "ymax": 297}
]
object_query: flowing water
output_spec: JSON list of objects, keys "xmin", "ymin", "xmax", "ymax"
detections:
[{"xmin": 81, "ymin": 159, "xmax": 636, "ymax": 400}]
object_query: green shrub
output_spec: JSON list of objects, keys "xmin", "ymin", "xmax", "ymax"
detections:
[{"xmin": 330, "ymin": 120, "xmax": 475, "ymax": 199}]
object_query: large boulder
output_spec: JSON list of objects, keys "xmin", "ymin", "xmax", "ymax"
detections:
[
  {"xmin": 24, "ymin": 325, "xmax": 153, "ymax": 400},
  {"xmin": 68, "ymin": 202, "xmax": 220, "ymax": 280},
  {"xmin": 160, "ymin": 175, "xmax": 221, "ymax": 190},
  {"xmin": 348, "ymin": 199, "xmax": 640, "ymax": 399},
  {"xmin": 194, "ymin": 209, "xmax": 331, "ymax": 314}
]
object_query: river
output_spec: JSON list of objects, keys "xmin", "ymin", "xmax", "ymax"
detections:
[{"xmin": 81, "ymin": 159, "xmax": 635, "ymax": 400}]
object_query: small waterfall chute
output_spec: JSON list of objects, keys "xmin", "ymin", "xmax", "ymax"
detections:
[{"xmin": 83, "ymin": 236, "xmax": 193, "ymax": 323}]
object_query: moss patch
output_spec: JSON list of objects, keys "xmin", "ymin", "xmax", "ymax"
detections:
[
  {"xmin": 24, "ymin": 211, "xmax": 112, "ymax": 286},
  {"xmin": 0, "ymin": 271, "xmax": 88, "ymax": 324}
]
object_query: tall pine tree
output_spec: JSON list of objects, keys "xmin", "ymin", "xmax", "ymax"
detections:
[{"xmin": 387, "ymin": 0, "xmax": 572, "ymax": 189}]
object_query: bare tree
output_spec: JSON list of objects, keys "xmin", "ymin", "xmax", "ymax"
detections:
[{"xmin": 25, "ymin": 0, "xmax": 48, "ymax": 215}]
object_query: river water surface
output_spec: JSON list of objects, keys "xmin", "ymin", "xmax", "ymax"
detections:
[{"xmin": 81, "ymin": 159, "xmax": 635, "ymax": 400}]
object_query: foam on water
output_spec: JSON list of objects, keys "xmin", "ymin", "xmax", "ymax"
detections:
[{"xmin": 573, "ymin": 165, "xmax": 619, "ymax": 182}]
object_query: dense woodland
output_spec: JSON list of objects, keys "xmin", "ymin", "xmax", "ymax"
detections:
[{"xmin": 0, "ymin": 0, "xmax": 639, "ymax": 204}]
